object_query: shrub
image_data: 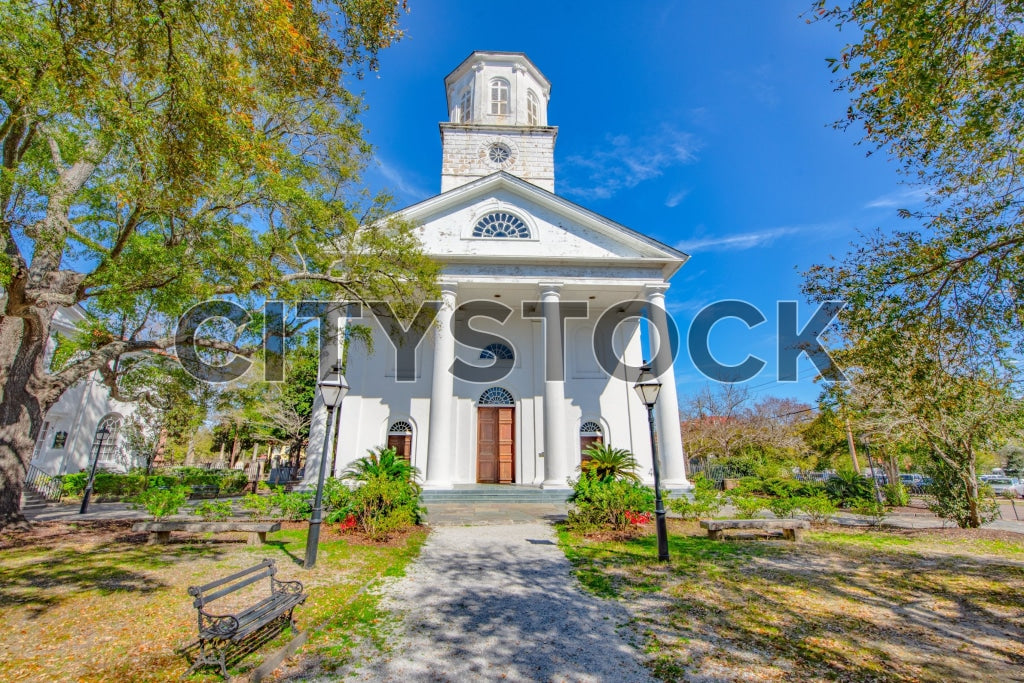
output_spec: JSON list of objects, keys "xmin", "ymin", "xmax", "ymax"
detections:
[
  {"xmin": 272, "ymin": 490, "xmax": 313, "ymax": 521},
  {"xmin": 323, "ymin": 478, "xmax": 356, "ymax": 523},
  {"xmin": 882, "ymin": 482, "xmax": 910, "ymax": 507},
  {"xmin": 767, "ymin": 496, "xmax": 798, "ymax": 519},
  {"xmin": 738, "ymin": 476, "xmax": 823, "ymax": 499},
  {"xmin": 794, "ymin": 494, "xmax": 838, "ymax": 523},
  {"xmin": 350, "ymin": 474, "xmax": 424, "ymax": 541},
  {"xmin": 579, "ymin": 444, "xmax": 641, "ymax": 482},
  {"xmin": 59, "ymin": 472, "xmax": 88, "ymax": 497},
  {"xmin": 343, "ymin": 446, "xmax": 420, "ymax": 484},
  {"xmin": 566, "ymin": 475, "xmax": 655, "ymax": 531},
  {"xmin": 219, "ymin": 470, "xmax": 249, "ymax": 494},
  {"xmin": 728, "ymin": 493, "xmax": 765, "ymax": 519},
  {"xmin": 667, "ymin": 474, "xmax": 723, "ymax": 520},
  {"xmin": 850, "ymin": 498, "xmax": 888, "ymax": 526},
  {"xmin": 193, "ymin": 499, "xmax": 233, "ymax": 521},
  {"xmin": 825, "ymin": 469, "xmax": 876, "ymax": 507},
  {"xmin": 133, "ymin": 486, "xmax": 190, "ymax": 520},
  {"xmin": 240, "ymin": 492, "xmax": 274, "ymax": 520},
  {"xmin": 925, "ymin": 466, "xmax": 999, "ymax": 528}
]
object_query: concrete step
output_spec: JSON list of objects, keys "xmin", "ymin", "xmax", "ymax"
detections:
[
  {"xmin": 21, "ymin": 489, "xmax": 49, "ymax": 511},
  {"xmin": 420, "ymin": 488, "xmax": 572, "ymax": 504}
]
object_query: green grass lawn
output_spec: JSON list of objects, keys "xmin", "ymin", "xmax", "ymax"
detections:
[
  {"xmin": 0, "ymin": 521, "xmax": 426, "ymax": 682},
  {"xmin": 559, "ymin": 520, "xmax": 1024, "ymax": 682}
]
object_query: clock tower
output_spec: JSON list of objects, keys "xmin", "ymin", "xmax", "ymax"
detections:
[{"xmin": 440, "ymin": 52, "xmax": 556, "ymax": 192}]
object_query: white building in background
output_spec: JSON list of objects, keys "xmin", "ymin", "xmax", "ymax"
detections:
[
  {"xmin": 305, "ymin": 51, "xmax": 690, "ymax": 490},
  {"xmin": 28, "ymin": 305, "xmax": 138, "ymax": 477}
]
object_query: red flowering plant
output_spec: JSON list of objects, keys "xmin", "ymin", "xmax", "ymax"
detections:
[
  {"xmin": 338, "ymin": 514, "xmax": 358, "ymax": 531},
  {"xmin": 624, "ymin": 510, "xmax": 652, "ymax": 525}
]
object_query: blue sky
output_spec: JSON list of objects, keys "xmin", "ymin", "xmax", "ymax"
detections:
[{"xmin": 353, "ymin": 1, "xmax": 922, "ymax": 409}]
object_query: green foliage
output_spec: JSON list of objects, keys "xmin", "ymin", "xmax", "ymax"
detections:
[
  {"xmin": 323, "ymin": 477, "xmax": 356, "ymax": 523},
  {"xmin": 217, "ymin": 471, "xmax": 248, "ymax": 494},
  {"xmin": 925, "ymin": 462, "xmax": 1000, "ymax": 529},
  {"xmin": 193, "ymin": 500, "xmax": 233, "ymax": 521},
  {"xmin": 59, "ymin": 473, "xmax": 88, "ymax": 497},
  {"xmin": 566, "ymin": 476, "xmax": 655, "ymax": 531},
  {"xmin": 766, "ymin": 496, "xmax": 798, "ymax": 519},
  {"xmin": 825, "ymin": 469, "xmax": 876, "ymax": 508},
  {"xmin": 270, "ymin": 489, "xmax": 313, "ymax": 521},
  {"xmin": 667, "ymin": 474, "xmax": 723, "ymax": 521},
  {"xmin": 736, "ymin": 476, "xmax": 823, "ymax": 499},
  {"xmin": 794, "ymin": 494, "xmax": 838, "ymax": 523},
  {"xmin": 350, "ymin": 475, "xmax": 424, "ymax": 541},
  {"xmin": 343, "ymin": 447, "xmax": 420, "ymax": 486},
  {"xmin": 850, "ymin": 498, "xmax": 888, "ymax": 526},
  {"xmin": 132, "ymin": 486, "xmax": 189, "ymax": 521},
  {"xmin": 882, "ymin": 482, "xmax": 910, "ymax": 508},
  {"xmin": 240, "ymin": 493, "xmax": 274, "ymax": 521},
  {"xmin": 579, "ymin": 444, "xmax": 641, "ymax": 483},
  {"xmin": 728, "ymin": 494, "xmax": 765, "ymax": 519}
]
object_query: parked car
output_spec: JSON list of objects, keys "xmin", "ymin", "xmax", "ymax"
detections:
[
  {"xmin": 986, "ymin": 477, "xmax": 1024, "ymax": 498},
  {"xmin": 900, "ymin": 473, "xmax": 931, "ymax": 493}
]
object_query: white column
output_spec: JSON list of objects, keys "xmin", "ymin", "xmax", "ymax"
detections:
[
  {"xmin": 646, "ymin": 284, "xmax": 690, "ymax": 488},
  {"xmin": 540, "ymin": 283, "xmax": 570, "ymax": 489},
  {"xmin": 302, "ymin": 304, "xmax": 347, "ymax": 489},
  {"xmin": 425, "ymin": 282, "xmax": 458, "ymax": 489}
]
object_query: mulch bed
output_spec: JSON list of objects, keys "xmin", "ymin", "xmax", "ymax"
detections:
[{"xmin": 0, "ymin": 519, "xmax": 142, "ymax": 550}]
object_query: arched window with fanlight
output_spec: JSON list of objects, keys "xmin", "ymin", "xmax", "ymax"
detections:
[
  {"xmin": 480, "ymin": 343, "xmax": 514, "ymax": 362},
  {"xmin": 490, "ymin": 78, "xmax": 509, "ymax": 115},
  {"xmin": 580, "ymin": 421, "xmax": 604, "ymax": 460},
  {"xmin": 387, "ymin": 420, "xmax": 414, "ymax": 463},
  {"xmin": 91, "ymin": 413, "xmax": 124, "ymax": 469}
]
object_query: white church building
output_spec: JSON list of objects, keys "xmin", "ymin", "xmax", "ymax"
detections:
[{"xmin": 307, "ymin": 51, "xmax": 691, "ymax": 490}]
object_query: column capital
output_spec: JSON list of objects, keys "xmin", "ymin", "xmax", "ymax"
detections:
[
  {"xmin": 644, "ymin": 282, "xmax": 670, "ymax": 299},
  {"xmin": 538, "ymin": 281, "xmax": 563, "ymax": 297},
  {"xmin": 439, "ymin": 280, "xmax": 459, "ymax": 296}
]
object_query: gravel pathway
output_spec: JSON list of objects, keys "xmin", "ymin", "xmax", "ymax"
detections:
[{"xmin": 344, "ymin": 523, "xmax": 655, "ymax": 682}]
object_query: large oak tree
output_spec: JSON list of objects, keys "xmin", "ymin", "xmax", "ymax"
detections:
[{"xmin": 0, "ymin": 0, "xmax": 439, "ymax": 525}]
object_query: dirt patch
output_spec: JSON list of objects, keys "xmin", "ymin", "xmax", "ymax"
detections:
[{"xmin": 0, "ymin": 520, "xmax": 144, "ymax": 550}]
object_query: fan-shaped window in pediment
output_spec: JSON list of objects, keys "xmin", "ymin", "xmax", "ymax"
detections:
[
  {"xmin": 472, "ymin": 212, "xmax": 530, "ymax": 239},
  {"xmin": 478, "ymin": 387, "xmax": 515, "ymax": 406},
  {"xmin": 480, "ymin": 343, "xmax": 514, "ymax": 361}
]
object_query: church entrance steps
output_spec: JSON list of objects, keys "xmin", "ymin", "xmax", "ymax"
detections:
[{"xmin": 420, "ymin": 484, "xmax": 571, "ymax": 505}]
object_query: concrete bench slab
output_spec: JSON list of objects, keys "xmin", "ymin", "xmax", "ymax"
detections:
[
  {"xmin": 700, "ymin": 518, "xmax": 810, "ymax": 541},
  {"xmin": 133, "ymin": 521, "xmax": 281, "ymax": 545}
]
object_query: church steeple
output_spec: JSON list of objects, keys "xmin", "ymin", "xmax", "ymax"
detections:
[{"xmin": 440, "ymin": 52, "xmax": 557, "ymax": 192}]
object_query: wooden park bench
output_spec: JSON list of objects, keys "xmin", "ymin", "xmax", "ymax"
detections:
[
  {"xmin": 700, "ymin": 518, "xmax": 810, "ymax": 541},
  {"xmin": 183, "ymin": 558, "xmax": 307, "ymax": 679},
  {"xmin": 132, "ymin": 521, "xmax": 280, "ymax": 545}
]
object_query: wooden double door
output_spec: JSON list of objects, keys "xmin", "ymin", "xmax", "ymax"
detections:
[{"xmin": 477, "ymin": 407, "xmax": 515, "ymax": 484}]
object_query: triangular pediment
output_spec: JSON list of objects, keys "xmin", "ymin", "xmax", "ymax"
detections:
[{"xmin": 393, "ymin": 172, "xmax": 688, "ymax": 279}]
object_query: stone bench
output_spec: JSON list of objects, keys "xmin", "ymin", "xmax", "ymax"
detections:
[
  {"xmin": 700, "ymin": 518, "xmax": 810, "ymax": 541},
  {"xmin": 133, "ymin": 521, "xmax": 281, "ymax": 545}
]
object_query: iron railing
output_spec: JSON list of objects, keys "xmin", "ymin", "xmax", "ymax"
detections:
[{"xmin": 25, "ymin": 463, "xmax": 63, "ymax": 502}]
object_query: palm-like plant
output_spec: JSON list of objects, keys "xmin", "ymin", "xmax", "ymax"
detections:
[
  {"xmin": 580, "ymin": 443, "xmax": 641, "ymax": 482},
  {"xmin": 342, "ymin": 446, "xmax": 421, "ymax": 486}
]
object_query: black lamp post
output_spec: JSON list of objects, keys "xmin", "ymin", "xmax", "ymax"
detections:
[
  {"xmin": 634, "ymin": 363, "xmax": 670, "ymax": 562},
  {"xmin": 304, "ymin": 364, "xmax": 349, "ymax": 570},
  {"xmin": 80, "ymin": 425, "xmax": 110, "ymax": 514}
]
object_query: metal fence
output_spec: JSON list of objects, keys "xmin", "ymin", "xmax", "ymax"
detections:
[{"xmin": 25, "ymin": 463, "xmax": 63, "ymax": 502}]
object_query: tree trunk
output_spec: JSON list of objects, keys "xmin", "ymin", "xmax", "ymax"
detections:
[
  {"xmin": 0, "ymin": 311, "xmax": 58, "ymax": 527},
  {"xmin": 230, "ymin": 427, "xmax": 241, "ymax": 468}
]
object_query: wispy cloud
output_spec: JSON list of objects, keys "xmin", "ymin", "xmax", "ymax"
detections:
[
  {"xmin": 665, "ymin": 188, "xmax": 690, "ymax": 208},
  {"xmin": 727, "ymin": 64, "xmax": 779, "ymax": 108},
  {"xmin": 676, "ymin": 226, "xmax": 801, "ymax": 253},
  {"xmin": 864, "ymin": 186, "xmax": 929, "ymax": 209},
  {"xmin": 561, "ymin": 126, "xmax": 700, "ymax": 201},
  {"xmin": 376, "ymin": 159, "xmax": 431, "ymax": 201}
]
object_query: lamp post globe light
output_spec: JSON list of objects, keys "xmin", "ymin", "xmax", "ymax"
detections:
[
  {"xmin": 80, "ymin": 425, "xmax": 110, "ymax": 514},
  {"xmin": 634, "ymin": 363, "xmax": 670, "ymax": 562},
  {"xmin": 304, "ymin": 364, "xmax": 349, "ymax": 570}
]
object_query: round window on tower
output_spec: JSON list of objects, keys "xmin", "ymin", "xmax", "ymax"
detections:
[
  {"xmin": 488, "ymin": 143, "xmax": 511, "ymax": 165},
  {"xmin": 480, "ymin": 139, "xmax": 517, "ymax": 169}
]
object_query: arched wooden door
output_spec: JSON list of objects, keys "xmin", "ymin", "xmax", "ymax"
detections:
[
  {"xmin": 387, "ymin": 421, "xmax": 413, "ymax": 462},
  {"xmin": 477, "ymin": 388, "xmax": 515, "ymax": 484}
]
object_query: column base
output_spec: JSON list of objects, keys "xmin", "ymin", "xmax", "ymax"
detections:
[
  {"xmin": 422, "ymin": 482, "xmax": 454, "ymax": 491},
  {"xmin": 541, "ymin": 480, "xmax": 571, "ymax": 490},
  {"xmin": 662, "ymin": 478, "xmax": 693, "ymax": 490}
]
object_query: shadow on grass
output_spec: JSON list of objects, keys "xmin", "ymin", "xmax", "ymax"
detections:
[
  {"xmin": 563, "ymin": 525, "xmax": 1024, "ymax": 682},
  {"xmin": 0, "ymin": 540, "xmax": 224, "ymax": 618}
]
